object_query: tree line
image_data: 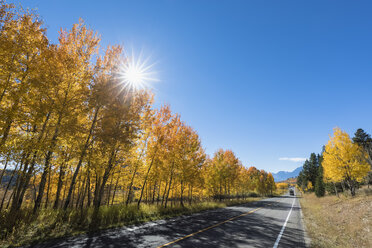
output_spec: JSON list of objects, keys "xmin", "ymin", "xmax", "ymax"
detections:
[
  {"xmin": 297, "ymin": 128, "xmax": 372, "ymax": 197},
  {"xmin": 0, "ymin": 1, "xmax": 276, "ymax": 235}
]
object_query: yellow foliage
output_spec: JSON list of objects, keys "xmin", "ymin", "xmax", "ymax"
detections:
[
  {"xmin": 276, "ymin": 182, "xmax": 289, "ymax": 189},
  {"xmin": 323, "ymin": 128, "xmax": 370, "ymax": 183},
  {"xmin": 306, "ymin": 181, "xmax": 313, "ymax": 191},
  {"xmin": 0, "ymin": 2, "xmax": 279, "ymax": 220}
]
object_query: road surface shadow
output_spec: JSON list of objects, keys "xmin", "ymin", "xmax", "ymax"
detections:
[{"xmin": 30, "ymin": 198, "xmax": 305, "ymax": 248}]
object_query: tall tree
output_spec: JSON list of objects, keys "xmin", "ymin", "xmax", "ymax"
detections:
[
  {"xmin": 63, "ymin": 45, "xmax": 121, "ymax": 210},
  {"xmin": 352, "ymin": 128, "xmax": 372, "ymax": 188},
  {"xmin": 314, "ymin": 164, "xmax": 325, "ymax": 197},
  {"xmin": 353, "ymin": 128, "xmax": 372, "ymax": 166},
  {"xmin": 323, "ymin": 128, "xmax": 370, "ymax": 196},
  {"xmin": 33, "ymin": 20, "xmax": 100, "ymax": 213},
  {"xmin": 302, "ymin": 153, "xmax": 319, "ymax": 188}
]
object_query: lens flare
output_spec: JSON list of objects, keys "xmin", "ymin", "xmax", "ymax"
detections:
[{"xmin": 118, "ymin": 51, "xmax": 158, "ymax": 92}]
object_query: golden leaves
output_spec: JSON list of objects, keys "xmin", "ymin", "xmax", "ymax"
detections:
[{"xmin": 323, "ymin": 127, "xmax": 370, "ymax": 183}]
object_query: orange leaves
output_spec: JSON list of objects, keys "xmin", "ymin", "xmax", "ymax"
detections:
[
  {"xmin": 58, "ymin": 19, "xmax": 100, "ymax": 62},
  {"xmin": 0, "ymin": 1, "xmax": 283, "ymax": 216},
  {"xmin": 276, "ymin": 182, "xmax": 289, "ymax": 189},
  {"xmin": 205, "ymin": 149, "xmax": 274, "ymax": 197}
]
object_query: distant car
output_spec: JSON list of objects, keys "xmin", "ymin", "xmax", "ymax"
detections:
[{"xmin": 289, "ymin": 189, "xmax": 294, "ymax": 196}]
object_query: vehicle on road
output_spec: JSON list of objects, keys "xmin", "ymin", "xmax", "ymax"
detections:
[{"xmin": 289, "ymin": 189, "xmax": 294, "ymax": 196}]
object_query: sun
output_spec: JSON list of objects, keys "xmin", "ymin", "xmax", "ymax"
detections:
[
  {"xmin": 124, "ymin": 65, "xmax": 144, "ymax": 85},
  {"xmin": 118, "ymin": 51, "xmax": 157, "ymax": 92}
]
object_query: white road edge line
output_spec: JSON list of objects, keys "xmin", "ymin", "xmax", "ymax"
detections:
[{"xmin": 273, "ymin": 197, "xmax": 296, "ymax": 248}]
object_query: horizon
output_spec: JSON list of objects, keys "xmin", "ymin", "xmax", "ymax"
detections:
[{"xmin": 15, "ymin": 0, "xmax": 372, "ymax": 173}]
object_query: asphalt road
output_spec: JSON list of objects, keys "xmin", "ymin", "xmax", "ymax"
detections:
[{"xmin": 32, "ymin": 192, "xmax": 307, "ymax": 248}]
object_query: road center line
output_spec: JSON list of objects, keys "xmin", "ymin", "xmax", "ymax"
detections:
[
  {"xmin": 157, "ymin": 205, "xmax": 266, "ymax": 247},
  {"xmin": 273, "ymin": 197, "xmax": 296, "ymax": 248}
]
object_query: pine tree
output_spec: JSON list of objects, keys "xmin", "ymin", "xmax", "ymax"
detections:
[
  {"xmin": 302, "ymin": 153, "xmax": 319, "ymax": 187},
  {"xmin": 352, "ymin": 128, "xmax": 372, "ymax": 167},
  {"xmin": 315, "ymin": 164, "xmax": 325, "ymax": 197}
]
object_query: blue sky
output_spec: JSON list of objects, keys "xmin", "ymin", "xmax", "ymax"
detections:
[{"xmin": 17, "ymin": 0, "xmax": 372, "ymax": 173}]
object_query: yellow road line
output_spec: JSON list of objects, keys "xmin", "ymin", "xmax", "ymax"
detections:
[{"xmin": 157, "ymin": 206, "xmax": 263, "ymax": 247}]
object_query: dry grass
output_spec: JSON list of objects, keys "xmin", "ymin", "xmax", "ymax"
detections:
[{"xmin": 300, "ymin": 187, "xmax": 372, "ymax": 248}]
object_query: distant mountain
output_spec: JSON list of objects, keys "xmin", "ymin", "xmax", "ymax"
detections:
[{"xmin": 272, "ymin": 166, "xmax": 302, "ymax": 182}]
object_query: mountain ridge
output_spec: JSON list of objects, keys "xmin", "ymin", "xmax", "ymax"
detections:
[{"xmin": 272, "ymin": 166, "xmax": 302, "ymax": 182}]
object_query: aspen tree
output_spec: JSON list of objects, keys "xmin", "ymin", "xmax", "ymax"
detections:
[{"xmin": 323, "ymin": 128, "xmax": 370, "ymax": 196}]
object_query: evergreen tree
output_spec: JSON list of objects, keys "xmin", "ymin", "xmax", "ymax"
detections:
[
  {"xmin": 315, "ymin": 164, "xmax": 325, "ymax": 197},
  {"xmin": 302, "ymin": 153, "xmax": 319, "ymax": 189},
  {"xmin": 352, "ymin": 128, "xmax": 372, "ymax": 167},
  {"xmin": 353, "ymin": 128, "xmax": 372, "ymax": 149},
  {"xmin": 297, "ymin": 171, "xmax": 307, "ymax": 191}
]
